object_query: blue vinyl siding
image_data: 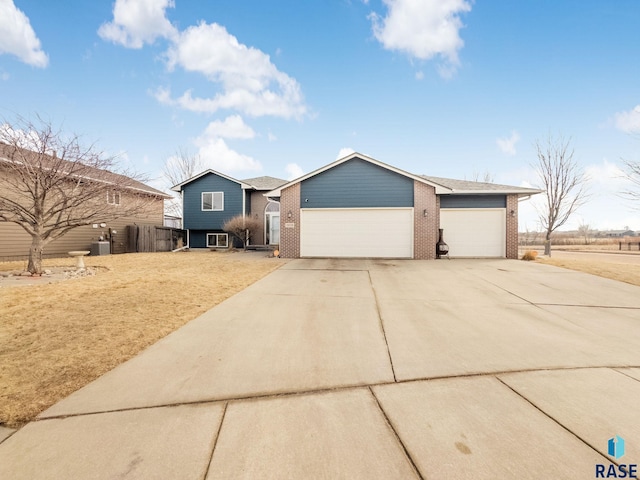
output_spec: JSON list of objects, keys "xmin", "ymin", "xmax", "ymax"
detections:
[
  {"xmin": 300, "ymin": 158, "xmax": 414, "ymax": 208},
  {"xmin": 440, "ymin": 195, "xmax": 506, "ymax": 208},
  {"xmin": 182, "ymin": 174, "xmax": 244, "ymax": 230}
]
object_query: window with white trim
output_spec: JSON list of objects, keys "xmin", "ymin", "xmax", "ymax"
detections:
[
  {"xmin": 202, "ymin": 192, "xmax": 224, "ymax": 211},
  {"xmin": 207, "ymin": 233, "xmax": 228, "ymax": 248},
  {"xmin": 107, "ymin": 190, "xmax": 120, "ymax": 205}
]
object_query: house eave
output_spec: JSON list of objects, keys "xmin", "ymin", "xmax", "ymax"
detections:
[
  {"xmin": 264, "ymin": 152, "xmax": 453, "ymax": 197},
  {"xmin": 171, "ymin": 169, "xmax": 253, "ymax": 192},
  {"xmin": 441, "ymin": 189, "xmax": 544, "ymax": 196}
]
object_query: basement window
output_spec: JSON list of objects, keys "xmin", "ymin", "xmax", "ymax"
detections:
[
  {"xmin": 202, "ymin": 192, "xmax": 224, "ymax": 211},
  {"xmin": 207, "ymin": 233, "xmax": 228, "ymax": 248}
]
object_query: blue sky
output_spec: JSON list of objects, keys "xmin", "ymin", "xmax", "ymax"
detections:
[{"xmin": 1, "ymin": 0, "xmax": 639, "ymax": 230}]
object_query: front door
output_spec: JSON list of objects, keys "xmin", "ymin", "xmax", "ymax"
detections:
[
  {"xmin": 265, "ymin": 201, "xmax": 280, "ymax": 245},
  {"xmin": 268, "ymin": 214, "xmax": 280, "ymax": 245}
]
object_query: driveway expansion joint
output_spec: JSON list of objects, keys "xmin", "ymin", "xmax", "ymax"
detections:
[
  {"xmin": 203, "ymin": 402, "xmax": 227, "ymax": 480},
  {"xmin": 367, "ymin": 269, "xmax": 397, "ymax": 382},
  {"xmin": 369, "ymin": 387, "xmax": 424, "ymax": 480},
  {"xmin": 495, "ymin": 376, "xmax": 614, "ymax": 465},
  {"xmin": 35, "ymin": 366, "xmax": 640, "ymax": 424}
]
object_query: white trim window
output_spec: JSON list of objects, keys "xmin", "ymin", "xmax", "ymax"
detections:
[
  {"xmin": 202, "ymin": 192, "xmax": 224, "ymax": 211},
  {"xmin": 207, "ymin": 233, "xmax": 228, "ymax": 248},
  {"xmin": 107, "ymin": 190, "xmax": 121, "ymax": 206}
]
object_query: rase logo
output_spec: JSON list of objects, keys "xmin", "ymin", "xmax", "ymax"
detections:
[
  {"xmin": 596, "ymin": 436, "xmax": 637, "ymax": 479},
  {"xmin": 610, "ymin": 436, "xmax": 626, "ymax": 460}
]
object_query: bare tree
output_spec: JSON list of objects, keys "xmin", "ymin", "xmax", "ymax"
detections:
[
  {"xmin": 470, "ymin": 169, "xmax": 495, "ymax": 183},
  {"xmin": 0, "ymin": 117, "xmax": 160, "ymax": 274},
  {"xmin": 532, "ymin": 134, "xmax": 589, "ymax": 256},
  {"xmin": 621, "ymin": 158, "xmax": 640, "ymax": 207},
  {"xmin": 163, "ymin": 147, "xmax": 203, "ymax": 220},
  {"xmin": 222, "ymin": 214, "xmax": 262, "ymax": 249},
  {"xmin": 577, "ymin": 222, "xmax": 592, "ymax": 245}
]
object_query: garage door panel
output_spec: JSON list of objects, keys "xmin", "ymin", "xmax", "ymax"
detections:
[
  {"xmin": 301, "ymin": 209, "xmax": 413, "ymax": 258},
  {"xmin": 440, "ymin": 209, "xmax": 505, "ymax": 258}
]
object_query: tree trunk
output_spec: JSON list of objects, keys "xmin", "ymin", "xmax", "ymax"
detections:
[
  {"xmin": 27, "ymin": 235, "xmax": 45, "ymax": 274},
  {"xmin": 544, "ymin": 234, "xmax": 551, "ymax": 256}
]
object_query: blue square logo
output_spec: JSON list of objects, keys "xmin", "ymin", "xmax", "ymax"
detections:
[{"xmin": 608, "ymin": 436, "xmax": 625, "ymax": 459}]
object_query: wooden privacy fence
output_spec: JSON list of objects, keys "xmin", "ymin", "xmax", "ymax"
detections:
[{"xmin": 127, "ymin": 226, "xmax": 186, "ymax": 253}]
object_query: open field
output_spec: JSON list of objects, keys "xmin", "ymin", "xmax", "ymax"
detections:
[
  {"xmin": 0, "ymin": 251, "xmax": 285, "ymax": 428},
  {"xmin": 527, "ymin": 250, "xmax": 640, "ymax": 287}
]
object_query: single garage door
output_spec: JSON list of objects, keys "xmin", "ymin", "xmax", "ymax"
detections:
[
  {"xmin": 300, "ymin": 208, "xmax": 413, "ymax": 258},
  {"xmin": 440, "ymin": 208, "xmax": 506, "ymax": 257}
]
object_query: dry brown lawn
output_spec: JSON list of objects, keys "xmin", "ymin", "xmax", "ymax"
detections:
[
  {"xmin": 537, "ymin": 256, "xmax": 640, "ymax": 287},
  {"xmin": 0, "ymin": 251, "xmax": 284, "ymax": 428}
]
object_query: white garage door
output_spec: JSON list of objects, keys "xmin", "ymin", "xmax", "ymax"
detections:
[
  {"xmin": 300, "ymin": 208, "xmax": 413, "ymax": 258},
  {"xmin": 440, "ymin": 209, "xmax": 506, "ymax": 257}
]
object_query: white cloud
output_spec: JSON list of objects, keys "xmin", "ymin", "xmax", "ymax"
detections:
[
  {"xmin": 0, "ymin": 0, "xmax": 48, "ymax": 67},
  {"xmin": 369, "ymin": 0, "xmax": 471, "ymax": 78},
  {"xmin": 415, "ymin": 71, "xmax": 424, "ymax": 80},
  {"xmin": 193, "ymin": 116, "xmax": 260, "ymax": 172},
  {"xmin": 163, "ymin": 22, "xmax": 306, "ymax": 118},
  {"xmin": 98, "ymin": 0, "xmax": 177, "ymax": 49},
  {"xmin": 195, "ymin": 137, "xmax": 261, "ymax": 172},
  {"xmin": 614, "ymin": 105, "xmax": 640, "ymax": 135},
  {"xmin": 285, "ymin": 163, "xmax": 304, "ymax": 180},
  {"xmin": 496, "ymin": 130, "xmax": 521, "ymax": 156},
  {"xmin": 267, "ymin": 132, "xmax": 277, "ymax": 142},
  {"xmin": 201, "ymin": 115, "xmax": 255, "ymax": 140},
  {"xmin": 336, "ymin": 147, "xmax": 355, "ymax": 159},
  {"xmin": 584, "ymin": 158, "xmax": 628, "ymax": 192}
]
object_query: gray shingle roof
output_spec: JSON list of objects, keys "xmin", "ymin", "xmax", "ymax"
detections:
[
  {"xmin": 241, "ymin": 175, "xmax": 288, "ymax": 190},
  {"xmin": 0, "ymin": 142, "xmax": 170, "ymax": 198},
  {"xmin": 420, "ymin": 175, "xmax": 540, "ymax": 194}
]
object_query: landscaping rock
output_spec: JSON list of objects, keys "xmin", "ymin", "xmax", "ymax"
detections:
[{"xmin": 20, "ymin": 272, "xmax": 32, "ymax": 277}]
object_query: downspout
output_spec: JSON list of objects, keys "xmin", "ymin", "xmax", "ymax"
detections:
[
  {"xmin": 242, "ymin": 188, "xmax": 247, "ymax": 246},
  {"xmin": 182, "ymin": 189, "xmax": 189, "ymax": 248}
]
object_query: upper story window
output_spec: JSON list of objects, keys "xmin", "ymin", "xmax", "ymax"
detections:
[
  {"xmin": 202, "ymin": 192, "xmax": 224, "ymax": 211},
  {"xmin": 107, "ymin": 190, "xmax": 120, "ymax": 206}
]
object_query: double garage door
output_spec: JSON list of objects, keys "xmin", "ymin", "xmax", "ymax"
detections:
[{"xmin": 300, "ymin": 208, "xmax": 413, "ymax": 258}]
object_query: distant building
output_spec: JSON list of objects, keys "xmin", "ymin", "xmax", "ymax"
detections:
[{"xmin": 602, "ymin": 230, "xmax": 637, "ymax": 238}]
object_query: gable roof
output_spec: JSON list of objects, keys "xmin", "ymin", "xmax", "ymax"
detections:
[
  {"xmin": 171, "ymin": 169, "xmax": 253, "ymax": 192},
  {"xmin": 265, "ymin": 152, "xmax": 452, "ymax": 197},
  {"xmin": 421, "ymin": 175, "xmax": 542, "ymax": 195},
  {"xmin": 241, "ymin": 175, "xmax": 288, "ymax": 190},
  {"xmin": 0, "ymin": 142, "xmax": 170, "ymax": 198}
]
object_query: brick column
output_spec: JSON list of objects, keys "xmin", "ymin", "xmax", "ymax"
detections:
[
  {"xmin": 279, "ymin": 183, "xmax": 300, "ymax": 258},
  {"xmin": 413, "ymin": 181, "xmax": 437, "ymax": 260},
  {"xmin": 506, "ymin": 194, "xmax": 518, "ymax": 259}
]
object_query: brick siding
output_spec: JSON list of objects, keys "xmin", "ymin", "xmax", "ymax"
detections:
[
  {"xmin": 279, "ymin": 183, "xmax": 300, "ymax": 258},
  {"xmin": 414, "ymin": 181, "xmax": 438, "ymax": 260},
  {"xmin": 506, "ymin": 194, "xmax": 518, "ymax": 259}
]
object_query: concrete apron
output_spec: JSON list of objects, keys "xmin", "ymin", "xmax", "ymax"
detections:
[{"xmin": 1, "ymin": 258, "xmax": 639, "ymax": 479}]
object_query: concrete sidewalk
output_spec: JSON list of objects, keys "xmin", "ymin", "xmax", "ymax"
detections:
[{"xmin": 1, "ymin": 259, "xmax": 639, "ymax": 479}]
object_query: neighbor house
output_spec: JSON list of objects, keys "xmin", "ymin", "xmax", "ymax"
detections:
[
  {"xmin": 265, "ymin": 153, "xmax": 541, "ymax": 259},
  {"xmin": 0, "ymin": 143, "xmax": 170, "ymax": 260},
  {"xmin": 171, "ymin": 171, "xmax": 287, "ymax": 249}
]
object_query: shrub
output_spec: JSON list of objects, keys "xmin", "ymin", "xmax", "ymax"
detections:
[
  {"xmin": 521, "ymin": 250, "xmax": 538, "ymax": 261},
  {"xmin": 222, "ymin": 214, "xmax": 262, "ymax": 249}
]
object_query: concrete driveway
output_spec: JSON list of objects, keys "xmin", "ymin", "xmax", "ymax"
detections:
[{"xmin": 1, "ymin": 259, "xmax": 639, "ymax": 479}]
